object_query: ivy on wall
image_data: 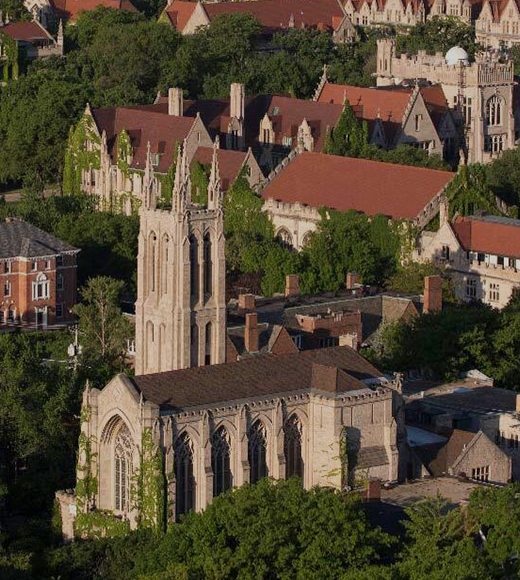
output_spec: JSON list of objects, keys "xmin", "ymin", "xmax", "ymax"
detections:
[
  {"xmin": 0, "ymin": 32, "xmax": 21, "ymax": 81},
  {"xmin": 133, "ymin": 428, "xmax": 166, "ymax": 532},
  {"xmin": 62, "ymin": 114, "xmax": 101, "ymax": 196},
  {"xmin": 75, "ymin": 510, "xmax": 131, "ymax": 539},
  {"xmin": 190, "ymin": 161, "xmax": 209, "ymax": 205},
  {"xmin": 156, "ymin": 141, "xmax": 180, "ymax": 205}
]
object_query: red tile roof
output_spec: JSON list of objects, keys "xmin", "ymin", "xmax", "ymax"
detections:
[
  {"xmin": 0, "ymin": 21, "xmax": 50, "ymax": 42},
  {"xmin": 91, "ymin": 106, "xmax": 197, "ymax": 173},
  {"xmin": 192, "ymin": 147, "xmax": 247, "ymax": 190},
  {"xmin": 452, "ymin": 215, "xmax": 520, "ymax": 259},
  {"xmin": 51, "ymin": 0, "xmax": 137, "ymax": 21},
  {"xmin": 167, "ymin": 0, "xmax": 344, "ymax": 33},
  {"xmin": 261, "ymin": 151, "xmax": 454, "ymax": 220},
  {"xmin": 265, "ymin": 95, "xmax": 343, "ymax": 151},
  {"xmin": 165, "ymin": 0, "xmax": 197, "ymax": 30}
]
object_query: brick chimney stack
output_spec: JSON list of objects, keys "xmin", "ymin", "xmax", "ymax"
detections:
[
  {"xmin": 423, "ymin": 275, "xmax": 442, "ymax": 314},
  {"xmin": 168, "ymin": 87, "xmax": 183, "ymax": 116},
  {"xmin": 238, "ymin": 293, "xmax": 255, "ymax": 311},
  {"xmin": 285, "ymin": 275, "xmax": 300, "ymax": 298},
  {"xmin": 346, "ymin": 272, "xmax": 361, "ymax": 290},
  {"xmin": 244, "ymin": 312, "xmax": 259, "ymax": 353}
]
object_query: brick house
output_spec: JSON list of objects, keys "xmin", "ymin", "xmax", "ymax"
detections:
[{"xmin": 0, "ymin": 218, "xmax": 80, "ymax": 329}]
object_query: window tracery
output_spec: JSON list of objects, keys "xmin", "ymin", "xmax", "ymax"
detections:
[
  {"xmin": 248, "ymin": 421, "xmax": 268, "ymax": 484},
  {"xmin": 211, "ymin": 426, "xmax": 232, "ymax": 497},
  {"xmin": 175, "ymin": 433, "xmax": 195, "ymax": 517},
  {"xmin": 114, "ymin": 424, "xmax": 133, "ymax": 512},
  {"xmin": 284, "ymin": 415, "xmax": 304, "ymax": 479}
]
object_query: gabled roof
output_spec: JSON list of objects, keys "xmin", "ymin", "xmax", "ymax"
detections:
[
  {"xmin": 191, "ymin": 146, "xmax": 248, "ymax": 190},
  {"xmin": 51, "ymin": 0, "xmax": 137, "ymax": 21},
  {"xmin": 0, "ymin": 219, "xmax": 79, "ymax": 259},
  {"xmin": 264, "ymin": 95, "xmax": 343, "ymax": 151},
  {"xmin": 260, "ymin": 151, "xmax": 454, "ymax": 220},
  {"xmin": 91, "ymin": 106, "xmax": 198, "ymax": 173},
  {"xmin": 132, "ymin": 345, "xmax": 385, "ymax": 411},
  {"xmin": 451, "ymin": 214, "xmax": 520, "ymax": 259},
  {"xmin": 184, "ymin": 0, "xmax": 345, "ymax": 34},
  {"xmin": 165, "ymin": 0, "xmax": 198, "ymax": 29},
  {"xmin": 0, "ymin": 21, "xmax": 52, "ymax": 42}
]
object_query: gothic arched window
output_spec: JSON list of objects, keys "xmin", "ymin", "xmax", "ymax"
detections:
[
  {"xmin": 203, "ymin": 232, "xmax": 212, "ymax": 298},
  {"xmin": 161, "ymin": 235, "xmax": 169, "ymax": 296},
  {"xmin": 486, "ymin": 96, "xmax": 502, "ymax": 126},
  {"xmin": 276, "ymin": 228, "xmax": 293, "ymax": 249},
  {"xmin": 248, "ymin": 421, "xmax": 268, "ymax": 484},
  {"xmin": 284, "ymin": 415, "xmax": 303, "ymax": 480},
  {"xmin": 211, "ymin": 427, "xmax": 232, "ymax": 497},
  {"xmin": 175, "ymin": 433, "xmax": 195, "ymax": 518},
  {"xmin": 190, "ymin": 323, "xmax": 199, "ymax": 368},
  {"xmin": 301, "ymin": 232, "xmax": 312, "ymax": 248},
  {"xmin": 150, "ymin": 233, "xmax": 157, "ymax": 293},
  {"xmin": 189, "ymin": 235, "xmax": 199, "ymax": 301},
  {"xmin": 205, "ymin": 321, "xmax": 212, "ymax": 366},
  {"xmin": 114, "ymin": 424, "xmax": 133, "ymax": 512}
]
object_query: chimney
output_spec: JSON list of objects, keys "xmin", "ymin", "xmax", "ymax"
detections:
[
  {"xmin": 285, "ymin": 275, "xmax": 300, "ymax": 298},
  {"xmin": 168, "ymin": 87, "xmax": 183, "ymax": 116},
  {"xmin": 423, "ymin": 275, "xmax": 442, "ymax": 313},
  {"xmin": 439, "ymin": 196, "xmax": 449, "ymax": 228},
  {"xmin": 238, "ymin": 293, "xmax": 255, "ymax": 311},
  {"xmin": 244, "ymin": 313, "xmax": 258, "ymax": 353},
  {"xmin": 516, "ymin": 394, "xmax": 520, "ymax": 413},
  {"xmin": 346, "ymin": 272, "xmax": 361, "ymax": 290},
  {"xmin": 339, "ymin": 332, "xmax": 358, "ymax": 350},
  {"xmin": 230, "ymin": 83, "xmax": 245, "ymax": 121}
]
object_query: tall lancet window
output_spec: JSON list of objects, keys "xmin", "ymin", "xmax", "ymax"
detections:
[
  {"xmin": 205, "ymin": 321, "xmax": 212, "ymax": 366},
  {"xmin": 211, "ymin": 427, "xmax": 232, "ymax": 497},
  {"xmin": 150, "ymin": 233, "xmax": 157, "ymax": 293},
  {"xmin": 190, "ymin": 323, "xmax": 199, "ymax": 368},
  {"xmin": 203, "ymin": 232, "xmax": 212, "ymax": 298},
  {"xmin": 189, "ymin": 235, "xmax": 199, "ymax": 301},
  {"xmin": 175, "ymin": 433, "xmax": 195, "ymax": 518},
  {"xmin": 161, "ymin": 235, "xmax": 169, "ymax": 296},
  {"xmin": 486, "ymin": 95, "xmax": 502, "ymax": 126},
  {"xmin": 284, "ymin": 415, "xmax": 303, "ymax": 480},
  {"xmin": 248, "ymin": 421, "xmax": 268, "ymax": 484},
  {"xmin": 114, "ymin": 424, "xmax": 133, "ymax": 512}
]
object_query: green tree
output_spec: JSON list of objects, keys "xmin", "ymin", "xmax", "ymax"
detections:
[
  {"xmin": 73, "ymin": 276, "xmax": 132, "ymax": 385},
  {"xmin": 397, "ymin": 496, "xmax": 492, "ymax": 580},
  {"xmin": 397, "ymin": 16, "xmax": 479, "ymax": 59},
  {"xmin": 486, "ymin": 146, "xmax": 520, "ymax": 210},
  {"xmin": 190, "ymin": 161, "xmax": 209, "ymax": 205},
  {"xmin": 0, "ymin": 0, "xmax": 30, "ymax": 21},
  {"xmin": 324, "ymin": 100, "xmax": 369, "ymax": 158}
]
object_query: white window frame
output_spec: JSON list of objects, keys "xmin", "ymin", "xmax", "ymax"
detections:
[{"xmin": 32, "ymin": 274, "xmax": 50, "ymax": 301}]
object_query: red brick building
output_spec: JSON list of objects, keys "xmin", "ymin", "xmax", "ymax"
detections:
[{"xmin": 0, "ymin": 218, "xmax": 80, "ymax": 329}]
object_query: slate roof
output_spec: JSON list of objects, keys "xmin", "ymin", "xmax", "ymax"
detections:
[
  {"xmin": 260, "ymin": 151, "xmax": 454, "ymax": 220},
  {"xmin": 452, "ymin": 214, "xmax": 520, "ymax": 259},
  {"xmin": 132, "ymin": 345, "xmax": 385, "ymax": 411},
  {"xmin": 0, "ymin": 219, "xmax": 79, "ymax": 259},
  {"xmin": 356, "ymin": 446, "xmax": 389, "ymax": 469}
]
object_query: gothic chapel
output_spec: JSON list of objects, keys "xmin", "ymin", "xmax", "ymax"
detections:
[{"xmin": 57, "ymin": 138, "xmax": 404, "ymax": 539}]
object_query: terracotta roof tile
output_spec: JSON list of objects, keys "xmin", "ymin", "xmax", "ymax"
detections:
[
  {"xmin": 261, "ymin": 151, "xmax": 454, "ymax": 220},
  {"xmin": 91, "ymin": 107, "xmax": 196, "ymax": 173},
  {"xmin": 0, "ymin": 21, "xmax": 50, "ymax": 42},
  {"xmin": 165, "ymin": 0, "xmax": 197, "ymax": 30},
  {"xmin": 452, "ymin": 214, "xmax": 520, "ymax": 259},
  {"xmin": 192, "ymin": 146, "xmax": 247, "ymax": 190},
  {"xmin": 51, "ymin": 0, "xmax": 137, "ymax": 21},
  {"xmin": 200, "ymin": 0, "xmax": 343, "ymax": 34},
  {"xmin": 132, "ymin": 345, "xmax": 385, "ymax": 410}
]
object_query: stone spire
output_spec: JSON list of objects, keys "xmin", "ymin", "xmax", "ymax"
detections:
[
  {"xmin": 143, "ymin": 141, "xmax": 156, "ymax": 210},
  {"xmin": 207, "ymin": 137, "xmax": 222, "ymax": 210},
  {"xmin": 57, "ymin": 19, "xmax": 64, "ymax": 54},
  {"xmin": 172, "ymin": 144, "xmax": 185, "ymax": 214}
]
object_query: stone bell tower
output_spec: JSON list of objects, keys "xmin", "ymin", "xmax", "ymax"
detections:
[{"xmin": 134, "ymin": 139, "xmax": 226, "ymax": 375}]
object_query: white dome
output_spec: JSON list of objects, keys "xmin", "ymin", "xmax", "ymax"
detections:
[{"xmin": 445, "ymin": 46, "xmax": 469, "ymax": 66}]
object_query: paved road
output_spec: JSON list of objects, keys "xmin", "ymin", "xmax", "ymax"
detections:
[{"xmin": 2, "ymin": 189, "xmax": 60, "ymax": 203}]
